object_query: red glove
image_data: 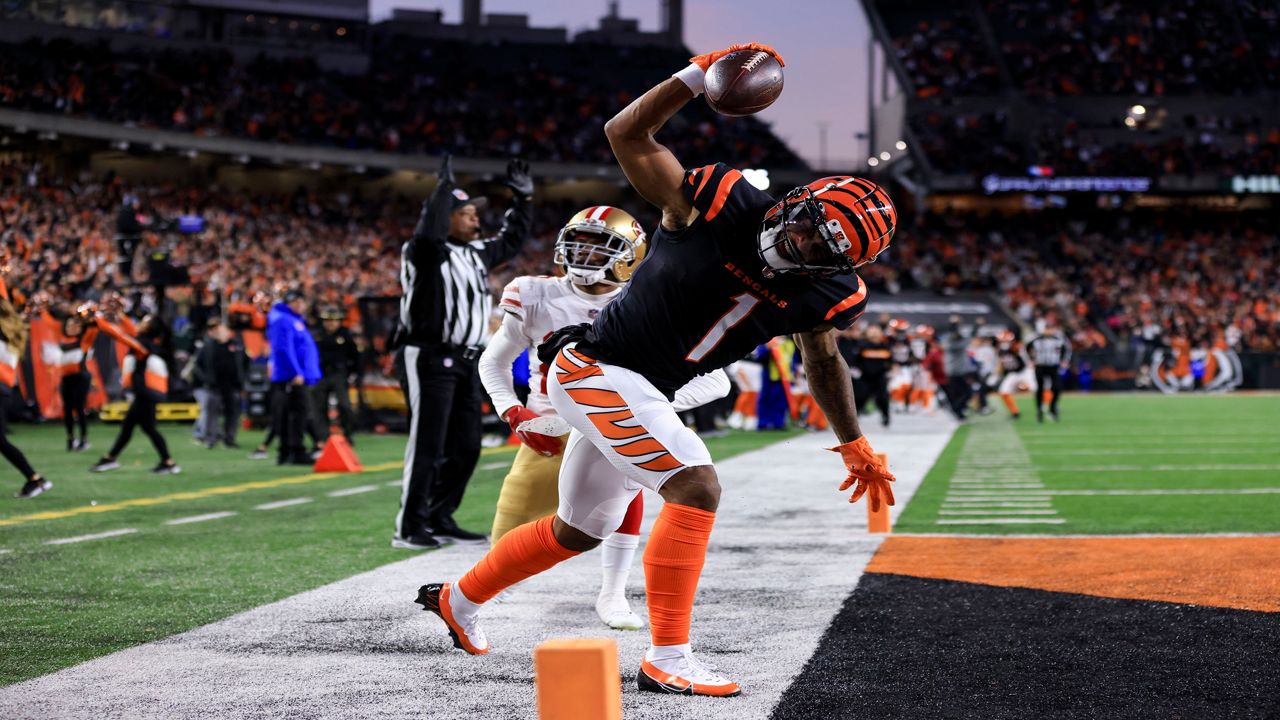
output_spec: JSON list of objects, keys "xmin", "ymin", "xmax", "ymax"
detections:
[
  {"xmin": 690, "ymin": 42, "xmax": 786, "ymax": 71},
  {"xmin": 504, "ymin": 406, "xmax": 563, "ymax": 457},
  {"xmin": 829, "ymin": 437, "xmax": 896, "ymax": 513}
]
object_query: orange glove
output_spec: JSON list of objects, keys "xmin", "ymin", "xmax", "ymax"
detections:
[
  {"xmin": 829, "ymin": 437, "xmax": 896, "ymax": 513},
  {"xmin": 503, "ymin": 406, "xmax": 563, "ymax": 457},
  {"xmin": 690, "ymin": 42, "xmax": 786, "ymax": 71}
]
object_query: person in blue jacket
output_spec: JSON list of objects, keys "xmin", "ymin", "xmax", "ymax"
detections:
[{"xmin": 268, "ymin": 290, "xmax": 321, "ymax": 465}]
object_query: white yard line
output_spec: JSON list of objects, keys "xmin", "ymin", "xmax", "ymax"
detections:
[
  {"xmin": 1043, "ymin": 464, "xmax": 1280, "ymax": 472},
  {"xmin": 45, "ymin": 528, "xmax": 138, "ymax": 545},
  {"xmin": 948, "ymin": 488, "xmax": 1280, "ymax": 497},
  {"xmin": 936, "ymin": 518, "xmax": 1068, "ymax": 525},
  {"xmin": 254, "ymin": 498, "xmax": 313, "ymax": 510},
  {"xmin": 0, "ymin": 415, "xmax": 958, "ymax": 720},
  {"xmin": 165, "ymin": 512, "xmax": 237, "ymax": 526},
  {"xmin": 326, "ymin": 485, "xmax": 378, "ymax": 497},
  {"xmin": 479, "ymin": 461, "xmax": 510, "ymax": 471},
  {"xmin": 938, "ymin": 509, "xmax": 1060, "ymax": 515}
]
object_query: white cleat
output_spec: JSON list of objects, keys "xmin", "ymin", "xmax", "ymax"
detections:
[
  {"xmin": 638, "ymin": 649, "xmax": 740, "ymax": 697},
  {"xmin": 596, "ymin": 593, "xmax": 644, "ymax": 631}
]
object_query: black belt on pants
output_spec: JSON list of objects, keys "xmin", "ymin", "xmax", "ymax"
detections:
[{"xmin": 410, "ymin": 343, "xmax": 485, "ymax": 362}]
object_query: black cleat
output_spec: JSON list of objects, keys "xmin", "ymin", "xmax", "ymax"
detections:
[
  {"xmin": 430, "ymin": 518, "xmax": 488, "ymax": 545},
  {"xmin": 16, "ymin": 477, "xmax": 52, "ymax": 499},
  {"xmin": 415, "ymin": 583, "xmax": 489, "ymax": 654}
]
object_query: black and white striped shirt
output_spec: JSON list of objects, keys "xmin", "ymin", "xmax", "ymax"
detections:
[
  {"xmin": 1027, "ymin": 331, "xmax": 1072, "ymax": 367},
  {"xmin": 399, "ymin": 186, "xmax": 531, "ymax": 350}
]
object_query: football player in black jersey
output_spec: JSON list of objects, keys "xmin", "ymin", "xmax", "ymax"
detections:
[{"xmin": 417, "ymin": 42, "xmax": 897, "ymax": 698}]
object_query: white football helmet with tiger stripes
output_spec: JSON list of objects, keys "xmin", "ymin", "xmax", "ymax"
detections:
[{"xmin": 554, "ymin": 205, "xmax": 648, "ymax": 287}]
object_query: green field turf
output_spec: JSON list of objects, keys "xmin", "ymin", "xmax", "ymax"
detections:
[
  {"xmin": 897, "ymin": 394, "xmax": 1280, "ymax": 535},
  {"xmin": 0, "ymin": 421, "xmax": 796, "ymax": 686}
]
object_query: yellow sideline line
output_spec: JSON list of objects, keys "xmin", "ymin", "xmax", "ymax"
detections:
[{"xmin": 0, "ymin": 445, "xmax": 517, "ymax": 528}]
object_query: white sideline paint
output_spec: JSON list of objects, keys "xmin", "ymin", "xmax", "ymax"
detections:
[
  {"xmin": 165, "ymin": 512, "xmax": 237, "ymax": 526},
  {"xmin": 45, "ymin": 528, "xmax": 138, "ymax": 545},
  {"xmin": 327, "ymin": 485, "xmax": 378, "ymax": 497},
  {"xmin": 0, "ymin": 414, "xmax": 957, "ymax": 720},
  {"xmin": 479, "ymin": 461, "xmax": 510, "ymax": 471},
  {"xmin": 254, "ymin": 498, "xmax": 313, "ymax": 510}
]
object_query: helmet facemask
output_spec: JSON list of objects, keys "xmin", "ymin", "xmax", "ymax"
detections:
[
  {"xmin": 554, "ymin": 226, "xmax": 637, "ymax": 287},
  {"xmin": 757, "ymin": 186, "xmax": 854, "ymax": 278}
]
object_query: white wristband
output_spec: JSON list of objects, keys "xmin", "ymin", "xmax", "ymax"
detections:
[{"xmin": 672, "ymin": 62, "xmax": 705, "ymax": 97}]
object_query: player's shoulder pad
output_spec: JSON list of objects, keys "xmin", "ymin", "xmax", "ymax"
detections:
[
  {"xmin": 818, "ymin": 272, "xmax": 869, "ymax": 331},
  {"xmin": 681, "ymin": 162, "xmax": 769, "ymax": 226},
  {"xmin": 500, "ymin": 275, "xmax": 560, "ymax": 320}
]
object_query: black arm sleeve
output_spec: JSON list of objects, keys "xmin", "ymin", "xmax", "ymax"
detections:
[
  {"xmin": 406, "ymin": 176, "xmax": 455, "ymax": 265},
  {"xmin": 480, "ymin": 196, "xmax": 533, "ymax": 268}
]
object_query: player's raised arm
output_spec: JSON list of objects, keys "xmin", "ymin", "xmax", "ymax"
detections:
[
  {"xmin": 604, "ymin": 78, "xmax": 695, "ymax": 228},
  {"xmin": 604, "ymin": 42, "xmax": 784, "ymax": 231}
]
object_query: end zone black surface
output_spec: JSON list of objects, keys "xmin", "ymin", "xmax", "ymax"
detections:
[{"xmin": 774, "ymin": 574, "xmax": 1280, "ymax": 719}]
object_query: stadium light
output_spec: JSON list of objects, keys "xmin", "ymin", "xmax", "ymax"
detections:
[
  {"xmin": 236, "ymin": 154, "xmax": 251, "ymax": 164},
  {"xmin": 1130, "ymin": 104, "xmax": 1147, "ymax": 116},
  {"xmin": 867, "ymin": 157, "xmax": 880, "ymax": 167},
  {"xmin": 895, "ymin": 140, "xmax": 907, "ymax": 151},
  {"xmin": 112, "ymin": 140, "xmax": 130, "ymax": 151},
  {"xmin": 879, "ymin": 151, "xmax": 891, "ymax": 161},
  {"xmin": 1124, "ymin": 116, "xmax": 1137, "ymax": 128},
  {"xmin": 743, "ymin": 168, "xmax": 771, "ymax": 190}
]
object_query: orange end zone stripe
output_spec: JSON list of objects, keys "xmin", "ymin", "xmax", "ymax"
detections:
[{"xmin": 866, "ymin": 536, "xmax": 1280, "ymax": 613}]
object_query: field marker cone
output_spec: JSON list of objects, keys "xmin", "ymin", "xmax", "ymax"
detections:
[
  {"xmin": 313, "ymin": 435, "xmax": 363, "ymax": 473},
  {"xmin": 533, "ymin": 638, "xmax": 621, "ymax": 720},
  {"xmin": 868, "ymin": 452, "xmax": 891, "ymax": 533}
]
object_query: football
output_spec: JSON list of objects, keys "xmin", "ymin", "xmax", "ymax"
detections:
[{"xmin": 704, "ymin": 49, "xmax": 785, "ymax": 116}]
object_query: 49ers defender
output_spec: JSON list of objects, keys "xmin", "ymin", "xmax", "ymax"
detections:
[{"xmin": 416, "ymin": 42, "xmax": 897, "ymax": 698}]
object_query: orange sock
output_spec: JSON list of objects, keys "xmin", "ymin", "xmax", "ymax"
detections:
[
  {"xmin": 644, "ymin": 503, "xmax": 715, "ymax": 647},
  {"xmin": 457, "ymin": 516, "xmax": 579, "ymax": 604},
  {"xmin": 1001, "ymin": 393, "xmax": 1019, "ymax": 414}
]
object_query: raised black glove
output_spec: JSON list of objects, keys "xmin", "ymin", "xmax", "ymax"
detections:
[{"xmin": 505, "ymin": 158, "xmax": 534, "ymax": 199}]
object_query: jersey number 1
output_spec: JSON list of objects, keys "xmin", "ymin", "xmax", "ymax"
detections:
[{"xmin": 686, "ymin": 293, "xmax": 761, "ymax": 362}]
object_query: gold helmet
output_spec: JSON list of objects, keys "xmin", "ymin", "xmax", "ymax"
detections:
[{"xmin": 554, "ymin": 206, "xmax": 647, "ymax": 286}]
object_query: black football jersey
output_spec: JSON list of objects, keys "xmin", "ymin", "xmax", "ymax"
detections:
[{"xmin": 589, "ymin": 163, "xmax": 868, "ymax": 396}]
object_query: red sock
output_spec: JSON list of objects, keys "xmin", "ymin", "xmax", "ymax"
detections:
[
  {"xmin": 616, "ymin": 492, "xmax": 644, "ymax": 535},
  {"xmin": 456, "ymin": 516, "xmax": 579, "ymax": 604},
  {"xmin": 644, "ymin": 503, "xmax": 715, "ymax": 647}
]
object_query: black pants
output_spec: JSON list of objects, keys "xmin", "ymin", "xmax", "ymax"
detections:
[
  {"xmin": 1034, "ymin": 365, "xmax": 1061, "ymax": 415},
  {"xmin": 394, "ymin": 345, "xmax": 482, "ymax": 538},
  {"xmin": 203, "ymin": 385, "xmax": 241, "ymax": 446},
  {"xmin": 313, "ymin": 374, "xmax": 353, "ymax": 440},
  {"xmin": 855, "ymin": 372, "xmax": 891, "ymax": 427},
  {"xmin": 60, "ymin": 373, "xmax": 90, "ymax": 443},
  {"xmin": 0, "ymin": 395, "xmax": 38, "ymax": 480},
  {"xmin": 262, "ymin": 384, "xmax": 321, "ymax": 450},
  {"xmin": 945, "ymin": 374, "xmax": 974, "ymax": 420},
  {"xmin": 273, "ymin": 382, "xmax": 314, "ymax": 463},
  {"xmin": 108, "ymin": 393, "xmax": 170, "ymax": 461}
]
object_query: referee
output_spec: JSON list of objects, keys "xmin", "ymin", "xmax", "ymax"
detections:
[
  {"xmin": 393, "ymin": 154, "xmax": 533, "ymax": 549},
  {"xmin": 1026, "ymin": 320, "xmax": 1072, "ymax": 423}
]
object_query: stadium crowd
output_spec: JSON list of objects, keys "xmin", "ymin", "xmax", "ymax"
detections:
[
  {"xmin": 909, "ymin": 110, "xmax": 1280, "ymax": 177},
  {"xmin": 0, "ymin": 37, "xmax": 802, "ymax": 168},
  {"xmin": 862, "ymin": 208, "xmax": 1280, "ymax": 356}
]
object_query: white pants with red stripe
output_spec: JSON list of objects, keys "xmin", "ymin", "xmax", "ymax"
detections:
[{"xmin": 547, "ymin": 344, "xmax": 713, "ymax": 539}]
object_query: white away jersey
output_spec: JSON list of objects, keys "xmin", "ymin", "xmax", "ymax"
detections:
[{"xmin": 499, "ymin": 275, "xmax": 621, "ymax": 415}]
